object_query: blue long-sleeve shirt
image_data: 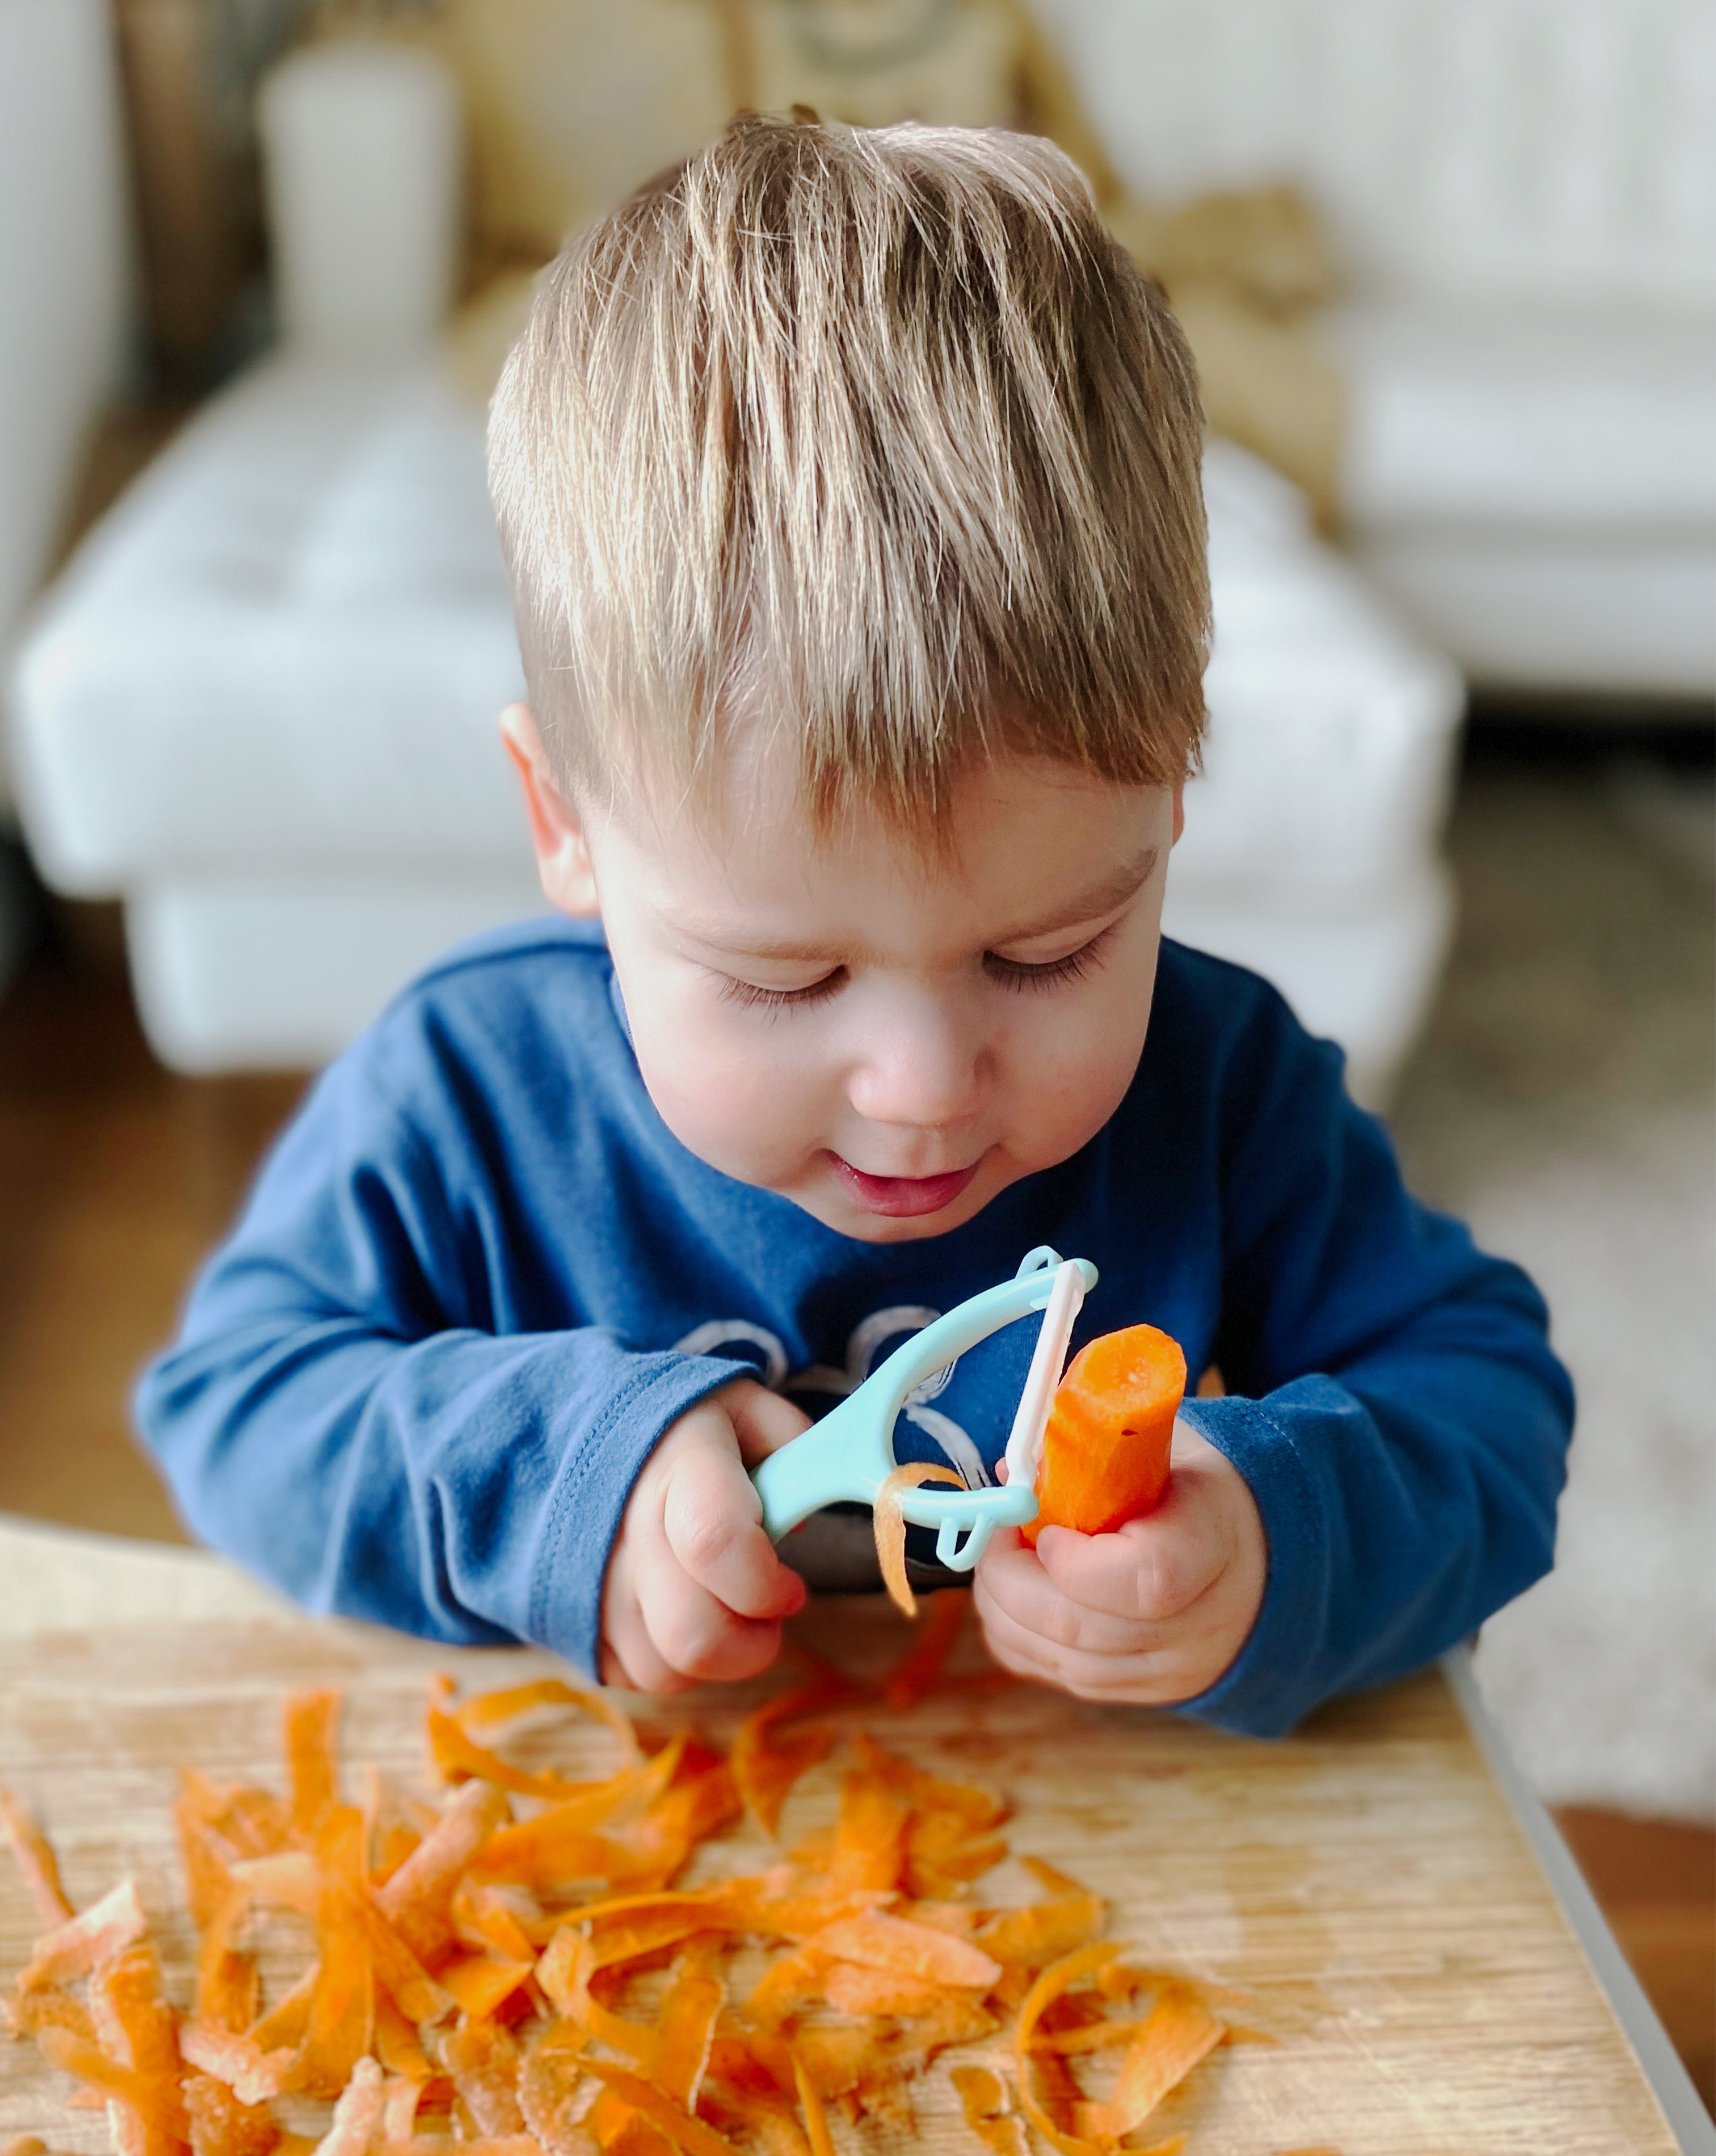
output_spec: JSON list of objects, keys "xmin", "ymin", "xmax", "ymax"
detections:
[{"xmin": 136, "ymin": 920, "xmax": 1572, "ymax": 1736}]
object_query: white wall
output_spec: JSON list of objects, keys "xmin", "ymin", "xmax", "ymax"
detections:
[{"xmin": 0, "ymin": 0, "xmax": 133, "ymax": 814}]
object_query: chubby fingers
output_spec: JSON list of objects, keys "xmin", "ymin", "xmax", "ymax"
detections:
[
  {"xmin": 659, "ymin": 1417, "xmax": 806, "ymax": 1621},
  {"xmin": 721, "ymin": 1377, "xmax": 813, "ymax": 1465}
]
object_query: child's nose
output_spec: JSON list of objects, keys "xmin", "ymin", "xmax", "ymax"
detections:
[{"xmin": 844, "ymin": 997, "xmax": 985, "ymax": 1131}]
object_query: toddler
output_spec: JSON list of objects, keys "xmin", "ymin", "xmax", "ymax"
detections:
[{"xmin": 139, "ymin": 115, "xmax": 1572, "ymax": 1734}]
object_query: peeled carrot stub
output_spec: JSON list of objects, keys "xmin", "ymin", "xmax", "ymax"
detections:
[{"xmin": 1023, "ymin": 1324, "xmax": 1187, "ymax": 1546}]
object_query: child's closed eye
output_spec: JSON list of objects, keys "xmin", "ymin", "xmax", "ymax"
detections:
[
  {"xmin": 717, "ymin": 967, "xmax": 847, "ymax": 1014},
  {"xmin": 983, "ymin": 919, "xmax": 1121, "ymax": 993}
]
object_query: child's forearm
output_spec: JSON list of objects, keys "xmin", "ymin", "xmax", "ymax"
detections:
[
  {"xmin": 1172, "ymin": 1275, "xmax": 1571, "ymax": 1736},
  {"xmin": 137, "ymin": 1311, "xmax": 745, "ymax": 1673}
]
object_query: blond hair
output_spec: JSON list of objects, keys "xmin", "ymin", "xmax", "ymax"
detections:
[{"xmin": 489, "ymin": 112, "xmax": 1209, "ymax": 832}]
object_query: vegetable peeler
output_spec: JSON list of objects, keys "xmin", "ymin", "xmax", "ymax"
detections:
[{"xmin": 750, "ymin": 1247, "xmax": 1095, "ymax": 1572}]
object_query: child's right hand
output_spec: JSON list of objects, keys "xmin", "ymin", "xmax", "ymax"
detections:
[{"xmin": 599, "ymin": 1378, "xmax": 811, "ymax": 1693}]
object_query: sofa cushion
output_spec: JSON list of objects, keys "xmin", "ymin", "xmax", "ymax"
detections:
[
  {"xmin": 11, "ymin": 359, "xmax": 527, "ymax": 894},
  {"xmin": 1336, "ymin": 298, "xmax": 1716, "ymax": 535}
]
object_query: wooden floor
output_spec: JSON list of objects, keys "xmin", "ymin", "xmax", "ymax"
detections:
[{"xmin": 0, "ymin": 914, "xmax": 1711, "ymax": 2114}]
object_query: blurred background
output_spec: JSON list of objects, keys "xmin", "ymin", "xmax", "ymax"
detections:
[{"xmin": 0, "ymin": 0, "xmax": 1710, "ymax": 2108}]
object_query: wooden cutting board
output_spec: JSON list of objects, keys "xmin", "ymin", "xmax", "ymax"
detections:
[{"xmin": 0, "ymin": 1602, "xmax": 1680, "ymax": 2155}]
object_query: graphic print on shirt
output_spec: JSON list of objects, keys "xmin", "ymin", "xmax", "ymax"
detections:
[{"xmin": 671, "ymin": 1307, "xmax": 993, "ymax": 1488}]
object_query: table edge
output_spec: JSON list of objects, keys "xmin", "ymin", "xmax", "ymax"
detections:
[{"xmin": 1442, "ymin": 1645, "xmax": 1713, "ymax": 2155}]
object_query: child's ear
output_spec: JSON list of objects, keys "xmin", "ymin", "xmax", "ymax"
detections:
[{"xmin": 499, "ymin": 703, "xmax": 600, "ymax": 916}]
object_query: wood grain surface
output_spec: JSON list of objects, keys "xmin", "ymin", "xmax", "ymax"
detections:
[{"xmin": 0, "ymin": 1605, "xmax": 1679, "ymax": 2155}]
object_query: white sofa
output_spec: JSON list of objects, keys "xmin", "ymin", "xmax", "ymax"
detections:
[
  {"xmin": 1037, "ymin": 0, "xmax": 1716, "ymax": 698},
  {"xmin": 18, "ymin": 0, "xmax": 1713, "ymax": 1085},
  {"xmin": 11, "ymin": 350, "xmax": 1459, "ymax": 1102}
]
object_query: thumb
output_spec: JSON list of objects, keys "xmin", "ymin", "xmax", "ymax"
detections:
[{"xmin": 721, "ymin": 1378, "xmax": 812, "ymax": 1467}]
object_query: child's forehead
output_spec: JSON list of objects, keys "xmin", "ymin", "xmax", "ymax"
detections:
[{"xmin": 598, "ymin": 747, "xmax": 1172, "ymax": 947}]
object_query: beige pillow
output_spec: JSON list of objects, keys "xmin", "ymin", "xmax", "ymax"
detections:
[
  {"xmin": 441, "ymin": 0, "xmax": 733, "ymax": 261},
  {"xmin": 743, "ymin": 0, "xmax": 1021, "ymax": 130}
]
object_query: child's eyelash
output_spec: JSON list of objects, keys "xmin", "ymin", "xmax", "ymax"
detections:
[
  {"xmin": 718, "ymin": 968, "xmax": 846, "ymax": 1014},
  {"xmin": 718, "ymin": 921, "xmax": 1118, "ymax": 1012},
  {"xmin": 984, "ymin": 921, "xmax": 1119, "ymax": 993}
]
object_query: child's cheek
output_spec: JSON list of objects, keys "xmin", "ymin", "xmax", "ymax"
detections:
[
  {"xmin": 1002, "ymin": 975, "xmax": 1158, "ymax": 1173},
  {"xmin": 631, "ymin": 995, "xmax": 833, "ymax": 1186}
]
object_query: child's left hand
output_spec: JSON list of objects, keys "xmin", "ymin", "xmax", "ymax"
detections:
[{"xmin": 973, "ymin": 1421, "xmax": 1267, "ymax": 1704}]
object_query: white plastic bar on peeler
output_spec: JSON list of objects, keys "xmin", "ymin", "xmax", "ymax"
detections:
[{"xmin": 1001, "ymin": 1258, "xmax": 1085, "ymax": 1492}]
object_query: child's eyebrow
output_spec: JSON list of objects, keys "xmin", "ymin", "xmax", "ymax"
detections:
[
  {"xmin": 672, "ymin": 845, "xmax": 1160, "ymax": 964},
  {"xmin": 990, "ymin": 844, "xmax": 1162, "ymax": 947}
]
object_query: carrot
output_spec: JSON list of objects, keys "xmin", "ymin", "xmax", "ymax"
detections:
[
  {"xmin": 0, "ymin": 1789, "xmax": 74, "ymax": 1928},
  {"xmin": 1023, "ymin": 1324, "xmax": 1187, "ymax": 1545},
  {"xmin": 6, "ymin": 1649, "xmax": 1247, "ymax": 2156},
  {"xmin": 807, "ymin": 1907, "xmax": 1002, "ymax": 1988},
  {"xmin": 872, "ymin": 1462, "xmax": 963, "ymax": 1617},
  {"xmin": 1076, "ymin": 1978, "xmax": 1225, "ymax": 2140},
  {"xmin": 877, "ymin": 1587, "xmax": 967, "ymax": 1708},
  {"xmin": 951, "ymin": 2062, "xmax": 1027, "ymax": 2154},
  {"xmin": 281, "ymin": 1691, "xmax": 340, "ymax": 1837},
  {"xmin": 1011, "ymin": 1942, "xmax": 1120, "ymax": 2155}
]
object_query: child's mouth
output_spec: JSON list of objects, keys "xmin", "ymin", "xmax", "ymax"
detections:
[{"xmin": 827, "ymin": 1155, "xmax": 982, "ymax": 1218}]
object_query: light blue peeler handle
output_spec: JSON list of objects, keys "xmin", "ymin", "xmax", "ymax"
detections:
[{"xmin": 749, "ymin": 1247, "xmax": 1099, "ymax": 1573}]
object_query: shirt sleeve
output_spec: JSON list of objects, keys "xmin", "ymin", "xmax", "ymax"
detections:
[
  {"xmin": 1171, "ymin": 986, "xmax": 1575, "ymax": 1737},
  {"xmin": 133, "ymin": 1056, "xmax": 748, "ymax": 1677}
]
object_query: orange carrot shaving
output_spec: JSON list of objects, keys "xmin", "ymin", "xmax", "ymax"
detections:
[
  {"xmin": 16, "ymin": 1877, "xmax": 147, "ymax": 1993},
  {"xmin": 0, "ymin": 1788, "xmax": 74, "ymax": 1927},
  {"xmin": 1023, "ymin": 1324, "xmax": 1186, "ymax": 1546},
  {"xmin": 5, "ymin": 1647, "xmax": 1243, "ymax": 2156},
  {"xmin": 35, "ymin": 2026, "xmax": 189, "ymax": 2143},
  {"xmin": 950, "ymin": 2064, "xmax": 1028, "ymax": 2155},
  {"xmin": 788, "ymin": 2048, "xmax": 836, "ymax": 2156},
  {"xmin": 578, "ymin": 2061, "xmax": 742, "ymax": 2156},
  {"xmin": 454, "ymin": 1677, "xmax": 639, "ymax": 1760},
  {"xmin": 852, "ymin": 1734, "xmax": 1007, "ymax": 1830},
  {"xmin": 744, "ymin": 1944, "xmax": 830, "ymax": 2031},
  {"xmin": 654, "ymin": 1946, "xmax": 725, "ymax": 2111},
  {"xmin": 182, "ymin": 2069, "xmax": 281, "ymax": 2156},
  {"xmin": 872, "ymin": 1463, "xmax": 964, "ymax": 1618},
  {"xmin": 878, "ymin": 1589, "xmax": 968, "ymax": 1708},
  {"xmin": 281, "ymin": 1691, "xmax": 341, "ymax": 1837},
  {"xmin": 247, "ymin": 1965, "xmax": 316, "ymax": 2053},
  {"xmin": 290, "ymin": 1886, "xmax": 373, "ymax": 2099},
  {"xmin": 516, "ymin": 2020, "xmax": 589, "ymax": 2156},
  {"xmin": 1012, "ymin": 1942, "xmax": 1121, "ymax": 2156},
  {"xmin": 375, "ymin": 1781, "xmax": 509, "ymax": 1964},
  {"xmin": 826, "ymin": 1768, "xmax": 910, "ymax": 1893},
  {"xmin": 1077, "ymin": 1980, "xmax": 1225, "ymax": 2140},
  {"xmin": 178, "ymin": 2025, "xmax": 297, "ymax": 2107},
  {"xmin": 441, "ymin": 2020, "xmax": 525, "ymax": 2136},
  {"xmin": 731, "ymin": 1690, "xmax": 843, "ymax": 1839},
  {"xmin": 822, "ymin": 1961, "xmax": 947, "ymax": 2016},
  {"xmin": 808, "ymin": 1908, "xmax": 1002, "ymax": 1988},
  {"xmin": 371, "ymin": 1991, "xmax": 433, "ymax": 2084},
  {"xmin": 306, "ymin": 2054, "xmax": 381, "ymax": 2156}
]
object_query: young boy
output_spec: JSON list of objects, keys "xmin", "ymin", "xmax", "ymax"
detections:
[{"xmin": 138, "ymin": 115, "xmax": 1572, "ymax": 1736}]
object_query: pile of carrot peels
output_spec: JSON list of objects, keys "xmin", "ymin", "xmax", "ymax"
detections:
[{"xmin": 1, "ymin": 1599, "xmax": 1239, "ymax": 2156}]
